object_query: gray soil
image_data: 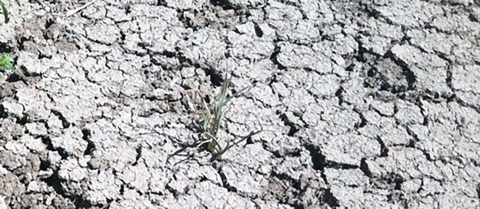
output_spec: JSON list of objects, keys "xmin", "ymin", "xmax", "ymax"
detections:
[{"xmin": 0, "ymin": 0, "xmax": 479, "ymax": 208}]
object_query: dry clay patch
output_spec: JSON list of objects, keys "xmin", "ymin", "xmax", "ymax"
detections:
[{"xmin": 0, "ymin": 0, "xmax": 479, "ymax": 208}]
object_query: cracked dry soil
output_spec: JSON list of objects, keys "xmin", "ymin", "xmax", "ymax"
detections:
[{"xmin": 0, "ymin": 0, "xmax": 480, "ymax": 208}]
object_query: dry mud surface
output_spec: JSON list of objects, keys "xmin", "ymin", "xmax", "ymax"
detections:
[{"xmin": 0, "ymin": 0, "xmax": 479, "ymax": 208}]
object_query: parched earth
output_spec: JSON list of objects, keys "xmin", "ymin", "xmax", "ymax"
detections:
[{"xmin": 0, "ymin": 0, "xmax": 479, "ymax": 208}]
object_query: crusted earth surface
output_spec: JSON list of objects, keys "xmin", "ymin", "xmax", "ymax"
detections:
[{"xmin": 0, "ymin": 0, "xmax": 479, "ymax": 208}]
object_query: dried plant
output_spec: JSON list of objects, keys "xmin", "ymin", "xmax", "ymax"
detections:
[
  {"xmin": 165, "ymin": 72, "xmax": 262, "ymax": 165},
  {"xmin": 199, "ymin": 73, "xmax": 262, "ymax": 160}
]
